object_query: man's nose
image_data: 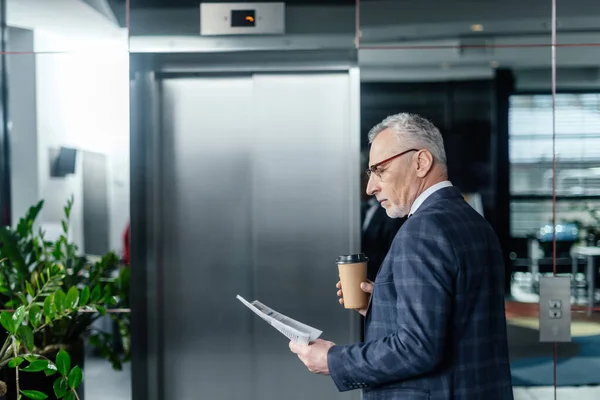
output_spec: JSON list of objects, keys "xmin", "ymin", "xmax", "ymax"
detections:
[{"xmin": 366, "ymin": 176, "xmax": 379, "ymax": 196}]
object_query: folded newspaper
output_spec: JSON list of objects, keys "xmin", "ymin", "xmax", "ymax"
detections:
[{"xmin": 236, "ymin": 295, "xmax": 322, "ymax": 345}]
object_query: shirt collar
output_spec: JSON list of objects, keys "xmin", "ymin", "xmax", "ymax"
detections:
[{"xmin": 408, "ymin": 180, "xmax": 453, "ymax": 217}]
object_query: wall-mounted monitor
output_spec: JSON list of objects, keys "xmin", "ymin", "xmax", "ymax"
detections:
[{"xmin": 50, "ymin": 146, "xmax": 77, "ymax": 177}]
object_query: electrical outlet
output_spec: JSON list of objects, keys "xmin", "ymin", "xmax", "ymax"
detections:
[
  {"xmin": 539, "ymin": 276, "xmax": 571, "ymax": 342},
  {"xmin": 549, "ymin": 309, "xmax": 561, "ymax": 319},
  {"xmin": 549, "ymin": 299, "xmax": 562, "ymax": 309}
]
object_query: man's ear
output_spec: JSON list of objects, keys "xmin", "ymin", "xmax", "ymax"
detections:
[{"xmin": 415, "ymin": 150, "xmax": 434, "ymax": 178}]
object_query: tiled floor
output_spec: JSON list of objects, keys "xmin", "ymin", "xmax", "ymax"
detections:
[
  {"xmin": 514, "ymin": 386, "xmax": 600, "ymax": 400},
  {"xmin": 84, "ymin": 354, "xmax": 600, "ymax": 399},
  {"xmin": 85, "ymin": 356, "xmax": 131, "ymax": 400}
]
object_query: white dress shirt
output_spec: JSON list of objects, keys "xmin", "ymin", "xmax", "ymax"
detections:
[{"xmin": 408, "ymin": 180, "xmax": 453, "ymax": 217}]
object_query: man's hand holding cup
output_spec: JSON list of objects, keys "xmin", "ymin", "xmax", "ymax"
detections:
[
  {"xmin": 335, "ymin": 253, "xmax": 373, "ymax": 317},
  {"xmin": 336, "ymin": 279, "xmax": 373, "ymax": 317}
]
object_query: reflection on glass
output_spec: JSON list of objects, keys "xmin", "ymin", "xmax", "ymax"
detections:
[
  {"xmin": 358, "ymin": 0, "xmax": 556, "ymax": 47},
  {"xmin": 3, "ymin": 27, "xmax": 130, "ymax": 400},
  {"xmin": 553, "ymin": 4, "xmax": 600, "ymax": 388},
  {"xmin": 509, "ymin": 41, "xmax": 600, "ymax": 391},
  {"xmin": 510, "ymin": 94, "xmax": 600, "ymax": 191}
]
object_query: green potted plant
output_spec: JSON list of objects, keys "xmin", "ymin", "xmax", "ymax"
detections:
[
  {"xmin": 0, "ymin": 258, "xmax": 87, "ymax": 399},
  {"xmin": 0, "ymin": 198, "xmax": 130, "ymax": 399}
]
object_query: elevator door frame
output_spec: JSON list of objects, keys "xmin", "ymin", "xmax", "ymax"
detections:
[{"xmin": 129, "ymin": 49, "xmax": 361, "ymax": 400}]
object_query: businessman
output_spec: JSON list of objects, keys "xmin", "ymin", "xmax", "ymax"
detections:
[{"xmin": 289, "ymin": 113, "xmax": 513, "ymax": 399}]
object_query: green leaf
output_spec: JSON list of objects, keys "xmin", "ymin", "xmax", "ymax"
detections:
[
  {"xmin": 91, "ymin": 285, "xmax": 102, "ymax": 303},
  {"xmin": 0, "ymin": 226, "xmax": 28, "ymax": 276},
  {"xmin": 53, "ymin": 377, "xmax": 68, "ymax": 398},
  {"xmin": 25, "ymin": 281, "xmax": 35, "ymax": 298},
  {"xmin": 21, "ymin": 360, "xmax": 48, "ymax": 372},
  {"xmin": 63, "ymin": 392, "xmax": 75, "ymax": 400},
  {"xmin": 43, "ymin": 294, "xmax": 54, "ymax": 317},
  {"xmin": 65, "ymin": 198, "xmax": 72, "ymax": 219},
  {"xmin": 1, "ymin": 311, "xmax": 14, "ymax": 333},
  {"xmin": 29, "ymin": 304, "xmax": 43, "ymax": 329},
  {"xmin": 4, "ymin": 299, "xmax": 17, "ymax": 310},
  {"xmin": 68, "ymin": 366, "xmax": 83, "ymax": 389},
  {"xmin": 45, "ymin": 363, "xmax": 58, "ymax": 377},
  {"xmin": 18, "ymin": 325, "xmax": 34, "ymax": 351},
  {"xmin": 17, "ymin": 292, "xmax": 28, "ymax": 306},
  {"xmin": 65, "ymin": 286, "xmax": 79, "ymax": 310},
  {"xmin": 20, "ymin": 390, "xmax": 48, "ymax": 400},
  {"xmin": 80, "ymin": 286, "xmax": 90, "ymax": 306},
  {"xmin": 103, "ymin": 285, "xmax": 113, "ymax": 303},
  {"xmin": 95, "ymin": 305, "xmax": 107, "ymax": 316},
  {"xmin": 54, "ymin": 289, "xmax": 66, "ymax": 314},
  {"xmin": 56, "ymin": 349, "xmax": 70, "ymax": 376},
  {"xmin": 52, "ymin": 243, "xmax": 62, "ymax": 260},
  {"xmin": 9, "ymin": 357, "xmax": 24, "ymax": 368},
  {"xmin": 61, "ymin": 220, "xmax": 68, "ymax": 234},
  {"xmin": 24, "ymin": 355, "xmax": 39, "ymax": 363},
  {"xmin": 13, "ymin": 306, "xmax": 26, "ymax": 327}
]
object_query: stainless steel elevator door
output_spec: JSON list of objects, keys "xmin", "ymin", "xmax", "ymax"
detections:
[
  {"xmin": 160, "ymin": 76, "xmax": 256, "ymax": 400},
  {"xmin": 159, "ymin": 72, "xmax": 360, "ymax": 400},
  {"xmin": 251, "ymin": 73, "xmax": 358, "ymax": 399}
]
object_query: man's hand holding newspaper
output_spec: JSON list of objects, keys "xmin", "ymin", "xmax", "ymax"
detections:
[
  {"xmin": 237, "ymin": 280, "xmax": 374, "ymax": 377},
  {"xmin": 237, "ymin": 294, "xmax": 334, "ymax": 375},
  {"xmin": 288, "ymin": 338, "xmax": 334, "ymax": 375}
]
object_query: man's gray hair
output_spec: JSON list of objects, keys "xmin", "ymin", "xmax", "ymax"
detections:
[{"xmin": 368, "ymin": 113, "xmax": 447, "ymax": 174}]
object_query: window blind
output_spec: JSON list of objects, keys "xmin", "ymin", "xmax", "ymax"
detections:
[
  {"xmin": 509, "ymin": 94, "xmax": 600, "ymax": 196},
  {"xmin": 509, "ymin": 94, "xmax": 600, "ymax": 237}
]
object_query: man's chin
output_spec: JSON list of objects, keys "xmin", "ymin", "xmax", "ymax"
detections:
[{"xmin": 385, "ymin": 206, "xmax": 406, "ymax": 219}]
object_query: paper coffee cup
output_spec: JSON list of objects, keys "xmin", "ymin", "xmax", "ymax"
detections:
[{"xmin": 336, "ymin": 253, "xmax": 369, "ymax": 309}]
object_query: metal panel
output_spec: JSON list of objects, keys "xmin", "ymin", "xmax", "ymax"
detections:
[
  {"xmin": 149, "ymin": 50, "xmax": 358, "ymax": 73},
  {"xmin": 0, "ymin": 0, "xmax": 12, "ymax": 226},
  {"xmin": 159, "ymin": 76, "xmax": 256, "ymax": 400},
  {"xmin": 251, "ymin": 72, "xmax": 359, "ymax": 399},
  {"xmin": 130, "ymin": 68, "xmax": 170, "ymax": 400}
]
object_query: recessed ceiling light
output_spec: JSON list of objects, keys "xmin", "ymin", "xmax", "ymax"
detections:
[{"xmin": 471, "ymin": 24, "xmax": 484, "ymax": 32}]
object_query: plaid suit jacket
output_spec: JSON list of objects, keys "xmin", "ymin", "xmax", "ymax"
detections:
[{"xmin": 328, "ymin": 186, "xmax": 514, "ymax": 399}]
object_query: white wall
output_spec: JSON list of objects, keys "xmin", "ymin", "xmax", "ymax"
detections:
[{"xmin": 11, "ymin": 29, "xmax": 130, "ymax": 254}]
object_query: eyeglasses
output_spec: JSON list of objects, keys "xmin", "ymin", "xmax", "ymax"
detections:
[{"xmin": 366, "ymin": 148, "xmax": 419, "ymax": 179}]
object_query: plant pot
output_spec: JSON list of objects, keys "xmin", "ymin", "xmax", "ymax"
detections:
[{"xmin": 2, "ymin": 339, "xmax": 85, "ymax": 400}]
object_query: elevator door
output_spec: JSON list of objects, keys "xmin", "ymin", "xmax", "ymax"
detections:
[
  {"xmin": 158, "ymin": 71, "xmax": 360, "ymax": 400},
  {"xmin": 160, "ymin": 76, "xmax": 256, "ymax": 400}
]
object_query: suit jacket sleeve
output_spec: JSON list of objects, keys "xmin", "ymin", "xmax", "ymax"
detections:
[{"xmin": 328, "ymin": 216, "xmax": 457, "ymax": 391}]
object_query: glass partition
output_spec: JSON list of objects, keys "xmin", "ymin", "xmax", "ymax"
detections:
[{"xmin": 2, "ymin": 2, "xmax": 131, "ymax": 399}]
